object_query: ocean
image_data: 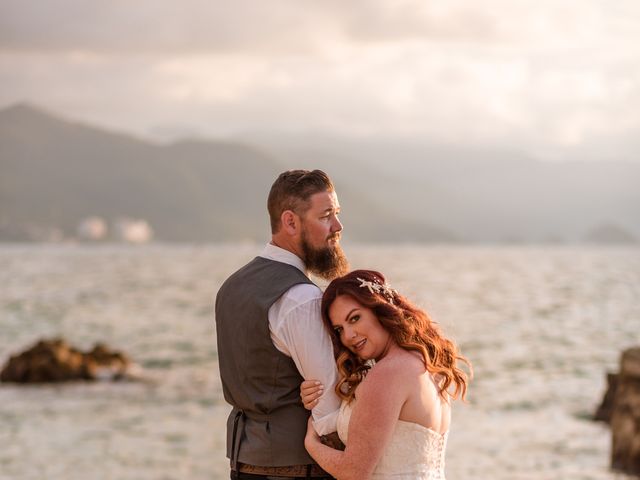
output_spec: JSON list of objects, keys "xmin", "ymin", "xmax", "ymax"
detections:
[{"xmin": 0, "ymin": 244, "xmax": 638, "ymax": 480}]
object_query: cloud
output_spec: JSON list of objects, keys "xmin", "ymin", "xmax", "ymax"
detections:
[
  {"xmin": 1, "ymin": 0, "xmax": 629, "ymax": 54},
  {"xmin": 0, "ymin": 0, "xmax": 343, "ymax": 55},
  {"xmin": 1, "ymin": 0, "xmax": 640, "ymax": 160}
]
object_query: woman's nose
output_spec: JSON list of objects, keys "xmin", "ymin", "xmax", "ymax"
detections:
[{"xmin": 344, "ymin": 325, "xmax": 356, "ymax": 339}]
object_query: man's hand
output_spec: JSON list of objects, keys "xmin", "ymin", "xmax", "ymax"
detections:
[{"xmin": 320, "ymin": 431, "xmax": 345, "ymax": 451}]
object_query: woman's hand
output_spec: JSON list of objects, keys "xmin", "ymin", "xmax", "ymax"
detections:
[{"xmin": 300, "ymin": 379, "xmax": 324, "ymax": 410}]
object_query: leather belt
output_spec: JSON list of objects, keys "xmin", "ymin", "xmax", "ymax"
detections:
[{"xmin": 236, "ymin": 462, "xmax": 328, "ymax": 477}]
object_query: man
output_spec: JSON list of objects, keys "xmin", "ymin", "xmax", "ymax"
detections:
[{"xmin": 215, "ymin": 170, "xmax": 349, "ymax": 479}]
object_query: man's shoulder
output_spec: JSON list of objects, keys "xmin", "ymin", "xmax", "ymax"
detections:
[
  {"xmin": 217, "ymin": 257, "xmax": 316, "ymax": 308},
  {"xmin": 270, "ymin": 282, "xmax": 322, "ymax": 322},
  {"xmin": 220, "ymin": 257, "xmax": 310, "ymax": 288},
  {"xmin": 280, "ymin": 282, "xmax": 322, "ymax": 304},
  {"xmin": 271, "ymin": 282, "xmax": 326, "ymax": 338}
]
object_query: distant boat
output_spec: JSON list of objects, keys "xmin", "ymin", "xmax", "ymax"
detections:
[
  {"xmin": 114, "ymin": 218, "xmax": 154, "ymax": 244},
  {"xmin": 77, "ymin": 216, "xmax": 108, "ymax": 241}
]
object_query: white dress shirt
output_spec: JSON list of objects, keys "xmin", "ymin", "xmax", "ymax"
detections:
[{"xmin": 260, "ymin": 243, "xmax": 341, "ymax": 435}]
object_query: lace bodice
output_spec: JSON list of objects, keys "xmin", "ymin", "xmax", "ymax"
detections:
[{"xmin": 336, "ymin": 400, "xmax": 448, "ymax": 479}]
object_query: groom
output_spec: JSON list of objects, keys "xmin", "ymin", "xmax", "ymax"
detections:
[{"xmin": 215, "ymin": 170, "xmax": 349, "ymax": 479}]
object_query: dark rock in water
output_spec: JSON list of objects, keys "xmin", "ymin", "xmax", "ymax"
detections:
[
  {"xmin": 83, "ymin": 342, "xmax": 133, "ymax": 381},
  {"xmin": 595, "ymin": 373, "xmax": 619, "ymax": 423},
  {"xmin": 0, "ymin": 338, "xmax": 137, "ymax": 383},
  {"xmin": 611, "ymin": 347, "xmax": 640, "ymax": 476}
]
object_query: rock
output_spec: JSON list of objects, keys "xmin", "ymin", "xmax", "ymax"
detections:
[
  {"xmin": 611, "ymin": 347, "xmax": 640, "ymax": 475},
  {"xmin": 0, "ymin": 338, "xmax": 136, "ymax": 383},
  {"xmin": 595, "ymin": 373, "xmax": 619, "ymax": 423},
  {"xmin": 85, "ymin": 342, "xmax": 133, "ymax": 380}
]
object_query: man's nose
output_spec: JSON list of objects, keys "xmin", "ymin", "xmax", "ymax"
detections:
[{"xmin": 331, "ymin": 215, "xmax": 343, "ymax": 233}]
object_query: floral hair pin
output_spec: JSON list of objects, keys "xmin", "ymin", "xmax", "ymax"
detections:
[{"xmin": 356, "ymin": 277, "xmax": 398, "ymax": 305}]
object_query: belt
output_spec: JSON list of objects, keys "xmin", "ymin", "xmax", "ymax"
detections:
[{"xmin": 236, "ymin": 462, "xmax": 328, "ymax": 477}]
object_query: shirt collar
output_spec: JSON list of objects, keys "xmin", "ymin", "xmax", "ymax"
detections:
[{"xmin": 259, "ymin": 243, "xmax": 307, "ymax": 274}]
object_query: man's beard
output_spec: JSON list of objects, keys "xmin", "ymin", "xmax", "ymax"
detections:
[{"xmin": 301, "ymin": 231, "xmax": 349, "ymax": 281}]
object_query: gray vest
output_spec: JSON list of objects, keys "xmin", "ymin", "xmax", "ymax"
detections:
[{"xmin": 215, "ymin": 256, "xmax": 316, "ymax": 467}]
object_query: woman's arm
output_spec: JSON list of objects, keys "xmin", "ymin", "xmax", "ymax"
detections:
[
  {"xmin": 304, "ymin": 358, "xmax": 409, "ymax": 480},
  {"xmin": 301, "ymin": 379, "xmax": 323, "ymax": 410}
]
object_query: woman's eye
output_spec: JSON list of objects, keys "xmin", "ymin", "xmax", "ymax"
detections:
[
  {"xmin": 334, "ymin": 327, "xmax": 343, "ymax": 335},
  {"xmin": 349, "ymin": 315, "xmax": 360, "ymax": 323}
]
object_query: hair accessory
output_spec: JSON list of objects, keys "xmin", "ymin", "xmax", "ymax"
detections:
[{"xmin": 356, "ymin": 277, "xmax": 398, "ymax": 305}]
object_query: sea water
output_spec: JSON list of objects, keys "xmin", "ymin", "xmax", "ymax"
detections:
[{"xmin": 0, "ymin": 244, "xmax": 638, "ymax": 480}]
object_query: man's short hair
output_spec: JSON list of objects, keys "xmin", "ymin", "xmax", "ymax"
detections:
[{"xmin": 268, "ymin": 170, "xmax": 335, "ymax": 233}]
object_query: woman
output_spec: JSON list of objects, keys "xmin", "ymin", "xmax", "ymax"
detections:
[{"xmin": 301, "ymin": 270, "xmax": 470, "ymax": 480}]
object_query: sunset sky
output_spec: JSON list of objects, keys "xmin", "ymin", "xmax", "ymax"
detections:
[{"xmin": 1, "ymin": 0, "xmax": 639, "ymax": 162}]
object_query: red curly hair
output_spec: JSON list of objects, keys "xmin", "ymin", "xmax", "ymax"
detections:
[{"xmin": 321, "ymin": 269, "xmax": 471, "ymax": 403}]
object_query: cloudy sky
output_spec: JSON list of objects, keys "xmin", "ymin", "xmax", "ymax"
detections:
[{"xmin": 1, "ymin": 0, "xmax": 639, "ymax": 161}]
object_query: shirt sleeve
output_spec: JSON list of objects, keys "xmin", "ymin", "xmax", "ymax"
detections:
[{"xmin": 275, "ymin": 295, "xmax": 341, "ymax": 435}]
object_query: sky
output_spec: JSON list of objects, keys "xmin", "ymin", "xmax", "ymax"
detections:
[{"xmin": 1, "ymin": 0, "xmax": 639, "ymax": 162}]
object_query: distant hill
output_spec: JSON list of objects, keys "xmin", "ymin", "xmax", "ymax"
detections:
[
  {"xmin": 585, "ymin": 223, "xmax": 637, "ymax": 244},
  {"xmin": 249, "ymin": 132, "xmax": 640, "ymax": 243},
  {"xmin": 0, "ymin": 103, "xmax": 451, "ymax": 243}
]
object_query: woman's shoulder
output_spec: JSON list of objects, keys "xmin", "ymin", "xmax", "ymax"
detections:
[
  {"xmin": 354, "ymin": 350, "xmax": 421, "ymax": 407},
  {"xmin": 363, "ymin": 348, "xmax": 425, "ymax": 387},
  {"xmin": 379, "ymin": 347, "xmax": 425, "ymax": 371}
]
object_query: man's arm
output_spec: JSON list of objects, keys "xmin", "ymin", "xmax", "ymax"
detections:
[{"xmin": 269, "ymin": 285, "xmax": 341, "ymax": 435}]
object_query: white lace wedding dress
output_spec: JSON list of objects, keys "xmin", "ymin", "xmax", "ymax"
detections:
[{"xmin": 336, "ymin": 400, "xmax": 448, "ymax": 479}]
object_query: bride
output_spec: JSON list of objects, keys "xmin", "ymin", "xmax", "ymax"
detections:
[{"xmin": 301, "ymin": 270, "xmax": 470, "ymax": 480}]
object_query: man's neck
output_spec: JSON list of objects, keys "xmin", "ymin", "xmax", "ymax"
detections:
[
  {"xmin": 261, "ymin": 242, "xmax": 308, "ymax": 274},
  {"xmin": 270, "ymin": 236, "xmax": 304, "ymax": 261}
]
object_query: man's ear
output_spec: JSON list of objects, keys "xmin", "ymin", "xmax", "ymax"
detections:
[{"xmin": 281, "ymin": 210, "xmax": 299, "ymax": 235}]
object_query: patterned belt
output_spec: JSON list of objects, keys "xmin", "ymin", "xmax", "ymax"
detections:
[{"xmin": 236, "ymin": 462, "xmax": 328, "ymax": 477}]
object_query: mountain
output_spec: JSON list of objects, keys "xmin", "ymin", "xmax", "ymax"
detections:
[
  {"xmin": 0, "ymin": 103, "xmax": 451, "ymax": 243},
  {"xmin": 585, "ymin": 223, "xmax": 638, "ymax": 244},
  {"xmin": 248, "ymin": 132, "xmax": 640, "ymax": 243},
  {"xmin": 2, "ymin": 102, "xmax": 637, "ymax": 244}
]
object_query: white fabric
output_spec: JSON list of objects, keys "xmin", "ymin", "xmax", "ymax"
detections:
[
  {"xmin": 260, "ymin": 243, "xmax": 341, "ymax": 436},
  {"xmin": 337, "ymin": 400, "xmax": 448, "ymax": 479}
]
